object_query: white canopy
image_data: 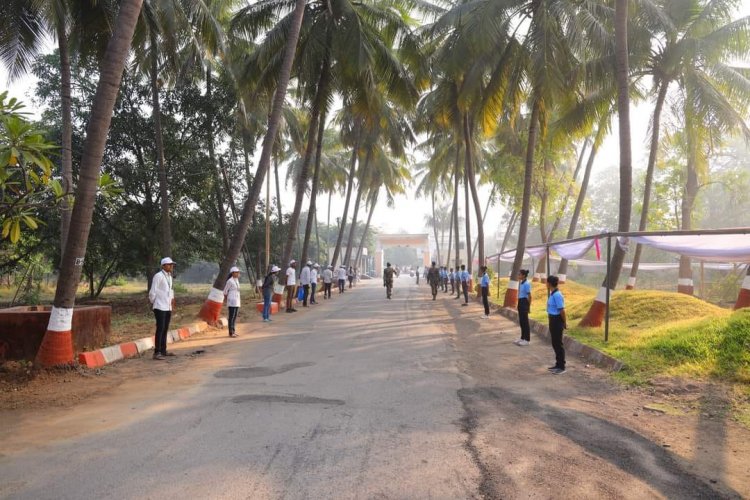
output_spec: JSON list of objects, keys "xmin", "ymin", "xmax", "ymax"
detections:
[{"xmin": 621, "ymin": 234, "xmax": 750, "ymax": 263}]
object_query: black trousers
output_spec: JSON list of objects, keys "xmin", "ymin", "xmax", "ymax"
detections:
[
  {"xmin": 310, "ymin": 283, "xmax": 317, "ymax": 303},
  {"xmin": 302, "ymin": 284, "xmax": 310, "ymax": 306},
  {"xmin": 518, "ymin": 298, "xmax": 531, "ymax": 341},
  {"xmin": 481, "ymin": 287, "xmax": 489, "ymax": 315},
  {"xmin": 154, "ymin": 309, "xmax": 171, "ymax": 355},
  {"xmin": 338, "ymin": 279, "xmax": 345, "ymax": 293},
  {"xmin": 549, "ymin": 314, "xmax": 566, "ymax": 369},
  {"xmin": 228, "ymin": 306, "xmax": 239, "ymax": 334},
  {"xmin": 462, "ymin": 281, "xmax": 469, "ymax": 303},
  {"xmin": 324, "ymin": 282, "xmax": 332, "ymax": 298},
  {"xmin": 450, "ymin": 279, "xmax": 455, "ymax": 294}
]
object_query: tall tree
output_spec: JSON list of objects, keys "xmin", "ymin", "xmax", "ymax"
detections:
[
  {"xmin": 36, "ymin": 0, "xmax": 145, "ymax": 367},
  {"xmin": 199, "ymin": 0, "xmax": 307, "ymax": 323}
]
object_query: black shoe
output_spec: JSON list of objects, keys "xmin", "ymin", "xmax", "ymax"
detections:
[
  {"xmin": 286, "ymin": 309, "xmax": 293, "ymax": 313},
  {"xmin": 547, "ymin": 366, "xmax": 559, "ymax": 371},
  {"xmin": 153, "ymin": 353, "xmax": 165, "ymax": 360},
  {"xmin": 550, "ymin": 368, "xmax": 566, "ymax": 375},
  {"xmin": 163, "ymin": 351, "xmax": 176, "ymax": 357},
  {"xmin": 461, "ymin": 303, "xmax": 467, "ymax": 307}
]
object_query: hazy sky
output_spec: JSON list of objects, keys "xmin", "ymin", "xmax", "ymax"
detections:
[{"xmin": 2, "ymin": 1, "xmax": 749, "ymax": 253}]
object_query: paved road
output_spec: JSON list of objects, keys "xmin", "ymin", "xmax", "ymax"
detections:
[
  {"xmin": 0, "ymin": 278, "xmax": 479, "ymax": 499},
  {"xmin": 0, "ymin": 276, "xmax": 742, "ymax": 499}
]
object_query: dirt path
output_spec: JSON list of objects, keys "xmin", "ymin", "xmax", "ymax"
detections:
[{"xmin": 430, "ymin": 284, "xmax": 749, "ymax": 498}]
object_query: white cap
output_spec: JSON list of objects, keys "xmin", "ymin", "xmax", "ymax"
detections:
[
  {"xmin": 289, "ymin": 259, "xmax": 296, "ymax": 265},
  {"xmin": 229, "ymin": 266, "xmax": 240, "ymax": 273},
  {"xmin": 160, "ymin": 257, "xmax": 175, "ymax": 266},
  {"xmin": 306, "ymin": 261, "xmax": 312, "ymax": 265},
  {"xmin": 314, "ymin": 263, "xmax": 320, "ymax": 268},
  {"xmin": 271, "ymin": 265, "xmax": 280, "ymax": 273},
  {"xmin": 328, "ymin": 265, "xmax": 333, "ymax": 269}
]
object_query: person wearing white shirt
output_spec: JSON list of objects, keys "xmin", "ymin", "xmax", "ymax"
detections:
[
  {"xmin": 223, "ymin": 266, "xmax": 242, "ymax": 338},
  {"xmin": 149, "ymin": 257, "xmax": 176, "ymax": 360},
  {"xmin": 310, "ymin": 264, "xmax": 319, "ymax": 304},
  {"xmin": 322, "ymin": 265, "xmax": 333, "ymax": 299},
  {"xmin": 299, "ymin": 261, "xmax": 312, "ymax": 307},
  {"xmin": 337, "ymin": 266, "xmax": 347, "ymax": 294},
  {"xmin": 285, "ymin": 260, "xmax": 298, "ymax": 313}
]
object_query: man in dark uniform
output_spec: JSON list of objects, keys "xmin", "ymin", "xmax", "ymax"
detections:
[
  {"xmin": 383, "ymin": 262, "xmax": 395, "ymax": 299},
  {"xmin": 427, "ymin": 262, "xmax": 440, "ymax": 300}
]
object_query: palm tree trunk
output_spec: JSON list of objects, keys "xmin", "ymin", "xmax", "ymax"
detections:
[
  {"xmin": 580, "ymin": 0, "xmax": 633, "ymax": 327},
  {"xmin": 355, "ymin": 193, "xmax": 378, "ymax": 269},
  {"xmin": 274, "ymin": 157, "xmax": 283, "ymax": 223},
  {"xmin": 326, "ymin": 191, "xmax": 332, "ymax": 261},
  {"xmin": 331, "ymin": 131, "xmax": 360, "ymax": 267},
  {"xmin": 201, "ymin": 0, "xmax": 306, "ymax": 323},
  {"xmin": 453, "ymin": 147, "xmax": 461, "ymax": 269},
  {"xmin": 505, "ymin": 99, "xmax": 539, "ymax": 308},
  {"xmin": 463, "ymin": 114, "xmax": 484, "ymax": 269},
  {"xmin": 37, "ymin": 0, "xmax": 144, "ymax": 367},
  {"xmin": 58, "ymin": 21, "xmax": 73, "ymax": 254},
  {"xmin": 678, "ymin": 124, "xmax": 699, "ymax": 296},
  {"xmin": 464, "ymin": 165, "xmax": 472, "ymax": 273},
  {"xmin": 314, "ymin": 210, "xmax": 320, "ymax": 264},
  {"xmin": 205, "ymin": 69, "xmax": 229, "ymax": 254},
  {"xmin": 558, "ymin": 123, "xmax": 604, "ymax": 278},
  {"xmin": 301, "ymin": 107, "xmax": 327, "ymax": 265},
  {"xmin": 431, "ymin": 189, "xmax": 441, "ymax": 264},
  {"xmin": 629, "ymin": 82, "xmax": 668, "ymax": 289},
  {"xmin": 472, "ymin": 188, "xmax": 493, "ymax": 261},
  {"xmin": 343, "ymin": 151, "xmax": 370, "ymax": 266},
  {"xmin": 446, "ymin": 196, "xmax": 454, "ymax": 268},
  {"xmin": 151, "ymin": 32, "xmax": 171, "ymax": 258}
]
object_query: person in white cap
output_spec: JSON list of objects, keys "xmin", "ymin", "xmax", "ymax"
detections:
[
  {"xmin": 337, "ymin": 265, "xmax": 347, "ymax": 294},
  {"xmin": 149, "ymin": 257, "xmax": 176, "ymax": 360},
  {"xmin": 261, "ymin": 265, "xmax": 280, "ymax": 322},
  {"xmin": 310, "ymin": 264, "xmax": 319, "ymax": 304},
  {"xmin": 223, "ymin": 266, "xmax": 241, "ymax": 337},
  {"xmin": 285, "ymin": 260, "xmax": 297, "ymax": 313},
  {"xmin": 300, "ymin": 261, "xmax": 312, "ymax": 307},
  {"xmin": 322, "ymin": 265, "xmax": 333, "ymax": 299}
]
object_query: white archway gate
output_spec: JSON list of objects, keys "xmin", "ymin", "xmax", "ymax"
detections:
[{"xmin": 374, "ymin": 233, "xmax": 432, "ymax": 277}]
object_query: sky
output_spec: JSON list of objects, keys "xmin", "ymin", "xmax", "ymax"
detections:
[{"xmin": 2, "ymin": 1, "xmax": 750, "ymax": 255}]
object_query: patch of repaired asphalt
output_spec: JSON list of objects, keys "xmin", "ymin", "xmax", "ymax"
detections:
[
  {"xmin": 214, "ymin": 362, "xmax": 315, "ymax": 379},
  {"xmin": 231, "ymin": 394, "xmax": 345, "ymax": 406}
]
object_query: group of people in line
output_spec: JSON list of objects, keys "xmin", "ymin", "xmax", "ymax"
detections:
[
  {"xmin": 417, "ymin": 262, "xmax": 568, "ymax": 375},
  {"xmin": 277, "ymin": 261, "xmax": 357, "ymax": 313},
  {"xmin": 150, "ymin": 255, "xmax": 566, "ymax": 374}
]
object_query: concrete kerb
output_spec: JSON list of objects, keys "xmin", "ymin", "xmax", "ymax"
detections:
[
  {"xmin": 487, "ymin": 301, "xmax": 624, "ymax": 372},
  {"xmin": 78, "ymin": 318, "xmax": 227, "ymax": 369}
]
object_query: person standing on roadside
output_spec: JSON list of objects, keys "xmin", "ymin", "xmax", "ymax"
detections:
[
  {"xmin": 514, "ymin": 269, "xmax": 532, "ymax": 346},
  {"xmin": 347, "ymin": 266, "xmax": 355, "ymax": 288},
  {"xmin": 285, "ymin": 260, "xmax": 298, "ymax": 313},
  {"xmin": 383, "ymin": 262, "xmax": 395, "ymax": 299},
  {"xmin": 223, "ymin": 266, "xmax": 242, "ymax": 337},
  {"xmin": 300, "ymin": 261, "xmax": 312, "ymax": 307},
  {"xmin": 310, "ymin": 264, "xmax": 319, "ymax": 304},
  {"xmin": 480, "ymin": 266, "xmax": 491, "ymax": 319},
  {"xmin": 546, "ymin": 275, "xmax": 567, "ymax": 374},
  {"xmin": 337, "ymin": 265, "xmax": 347, "ymax": 293},
  {"xmin": 261, "ymin": 265, "xmax": 280, "ymax": 322},
  {"xmin": 149, "ymin": 257, "xmax": 176, "ymax": 360},
  {"xmin": 415, "ymin": 266, "xmax": 420, "ymax": 285},
  {"xmin": 454, "ymin": 268, "xmax": 462, "ymax": 299},
  {"xmin": 322, "ymin": 265, "xmax": 333, "ymax": 299},
  {"xmin": 460, "ymin": 264, "xmax": 470, "ymax": 306},
  {"xmin": 449, "ymin": 267, "xmax": 455, "ymax": 294},
  {"xmin": 427, "ymin": 262, "xmax": 440, "ymax": 300}
]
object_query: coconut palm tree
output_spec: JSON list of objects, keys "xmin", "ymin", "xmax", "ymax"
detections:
[
  {"xmin": 36, "ymin": 0, "xmax": 145, "ymax": 367},
  {"xmin": 199, "ymin": 0, "xmax": 307, "ymax": 323}
]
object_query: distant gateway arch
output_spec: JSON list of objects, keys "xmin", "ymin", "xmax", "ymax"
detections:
[{"xmin": 374, "ymin": 233, "xmax": 431, "ymax": 276}]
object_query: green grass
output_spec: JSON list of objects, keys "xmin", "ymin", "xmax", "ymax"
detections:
[{"xmin": 490, "ymin": 278, "xmax": 748, "ymax": 390}]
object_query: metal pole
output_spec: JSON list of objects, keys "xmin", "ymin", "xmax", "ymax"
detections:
[
  {"xmin": 546, "ymin": 245, "xmax": 551, "ymax": 282},
  {"xmin": 605, "ymin": 235, "xmax": 611, "ymax": 342},
  {"xmin": 496, "ymin": 257, "xmax": 501, "ymax": 299}
]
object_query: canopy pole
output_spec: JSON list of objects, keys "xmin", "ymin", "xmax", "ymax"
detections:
[
  {"xmin": 496, "ymin": 257, "xmax": 500, "ymax": 300},
  {"xmin": 605, "ymin": 235, "xmax": 612, "ymax": 342},
  {"xmin": 546, "ymin": 245, "xmax": 551, "ymax": 281}
]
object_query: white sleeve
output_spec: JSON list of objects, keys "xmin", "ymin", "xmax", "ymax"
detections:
[{"xmin": 148, "ymin": 274, "xmax": 159, "ymax": 304}]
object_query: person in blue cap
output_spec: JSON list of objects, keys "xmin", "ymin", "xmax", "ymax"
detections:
[{"xmin": 514, "ymin": 269, "xmax": 532, "ymax": 346}]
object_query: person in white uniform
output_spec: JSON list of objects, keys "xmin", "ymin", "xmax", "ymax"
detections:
[
  {"xmin": 223, "ymin": 266, "xmax": 242, "ymax": 337},
  {"xmin": 149, "ymin": 257, "xmax": 176, "ymax": 360},
  {"xmin": 285, "ymin": 260, "xmax": 297, "ymax": 313},
  {"xmin": 337, "ymin": 265, "xmax": 347, "ymax": 294},
  {"xmin": 300, "ymin": 261, "xmax": 312, "ymax": 307},
  {"xmin": 322, "ymin": 265, "xmax": 333, "ymax": 299},
  {"xmin": 310, "ymin": 264, "xmax": 319, "ymax": 304}
]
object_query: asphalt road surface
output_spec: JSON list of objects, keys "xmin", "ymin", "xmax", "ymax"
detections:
[{"xmin": 0, "ymin": 276, "xmax": 743, "ymax": 499}]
